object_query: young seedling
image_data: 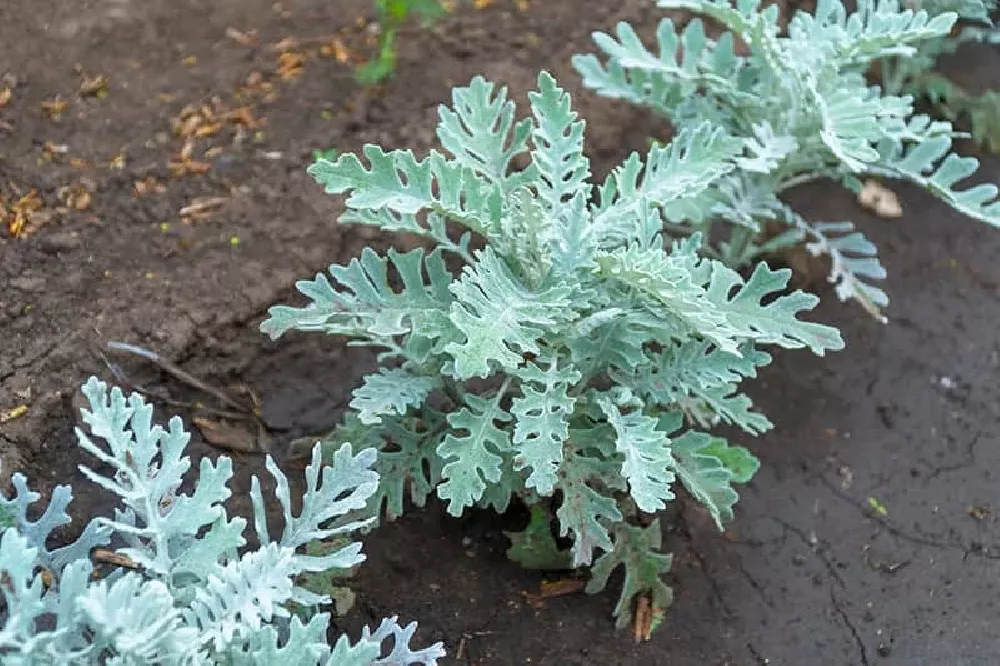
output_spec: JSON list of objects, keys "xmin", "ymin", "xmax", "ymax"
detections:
[{"xmin": 359, "ymin": 0, "xmax": 457, "ymax": 84}]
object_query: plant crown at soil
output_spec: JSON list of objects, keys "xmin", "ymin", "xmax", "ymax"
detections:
[
  {"xmin": 0, "ymin": 378, "xmax": 444, "ymax": 665},
  {"xmin": 573, "ymin": 0, "xmax": 1000, "ymax": 321},
  {"xmin": 262, "ymin": 71, "xmax": 844, "ymax": 628}
]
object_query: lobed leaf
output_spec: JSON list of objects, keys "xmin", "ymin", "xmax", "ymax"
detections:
[
  {"xmin": 261, "ymin": 247, "xmax": 455, "ymax": 345},
  {"xmin": 596, "ymin": 241, "xmax": 734, "ymax": 352},
  {"xmin": 436, "ymin": 391, "xmax": 513, "ymax": 516},
  {"xmin": 350, "ymin": 366, "xmax": 441, "ymax": 425},
  {"xmin": 599, "ymin": 400, "xmax": 676, "ymax": 514},
  {"xmin": 329, "ymin": 616, "xmax": 446, "ymax": 666},
  {"xmin": 585, "ymin": 520, "xmax": 674, "ymax": 630},
  {"xmin": 647, "ymin": 340, "xmax": 769, "ymax": 393},
  {"xmin": 878, "ymin": 134, "xmax": 1000, "ymax": 227},
  {"xmin": 797, "ymin": 214, "xmax": 889, "ymax": 321},
  {"xmin": 592, "ymin": 122, "xmax": 744, "ymax": 234},
  {"xmin": 528, "ymin": 72, "xmax": 591, "ymax": 215},
  {"xmin": 667, "ymin": 428, "xmax": 760, "ymax": 528},
  {"xmin": 510, "ymin": 360, "xmax": 581, "ymax": 495},
  {"xmin": 308, "ymin": 146, "xmax": 500, "ymax": 235},
  {"xmin": 572, "ymin": 18, "xmax": 749, "ymax": 116},
  {"xmin": 555, "ymin": 445, "xmax": 623, "ymax": 567},
  {"xmin": 706, "ymin": 262, "xmax": 845, "ymax": 355},
  {"xmin": 438, "ymin": 75, "xmax": 532, "ymax": 186},
  {"xmin": 787, "ymin": 0, "xmax": 957, "ymax": 66},
  {"xmin": 445, "ymin": 248, "xmax": 575, "ymax": 379}
]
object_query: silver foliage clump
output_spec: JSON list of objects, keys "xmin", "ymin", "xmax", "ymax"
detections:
[
  {"xmin": 880, "ymin": 0, "xmax": 1000, "ymax": 153},
  {"xmin": 262, "ymin": 71, "xmax": 843, "ymax": 630},
  {"xmin": 573, "ymin": 0, "xmax": 1000, "ymax": 321},
  {"xmin": 0, "ymin": 377, "xmax": 444, "ymax": 665}
]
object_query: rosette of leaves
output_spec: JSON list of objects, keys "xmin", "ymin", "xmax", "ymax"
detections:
[
  {"xmin": 0, "ymin": 377, "xmax": 444, "ymax": 665},
  {"xmin": 262, "ymin": 72, "xmax": 844, "ymax": 632},
  {"xmin": 573, "ymin": 0, "xmax": 1000, "ymax": 322}
]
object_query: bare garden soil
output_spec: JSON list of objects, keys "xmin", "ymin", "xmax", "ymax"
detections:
[{"xmin": 1, "ymin": 1, "xmax": 999, "ymax": 664}]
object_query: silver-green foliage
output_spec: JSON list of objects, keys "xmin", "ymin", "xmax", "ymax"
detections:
[
  {"xmin": 0, "ymin": 377, "xmax": 444, "ymax": 665},
  {"xmin": 262, "ymin": 72, "xmax": 844, "ymax": 626},
  {"xmin": 573, "ymin": 0, "xmax": 1000, "ymax": 321},
  {"xmin": 880, "ymin": 0, "xmax": 1000, "ymax": 153}
]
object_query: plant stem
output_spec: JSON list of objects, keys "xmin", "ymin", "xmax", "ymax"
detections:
[
  {"xmin": 775, "ymin": 171, "xmax": 827, "ymax": 194},
  {"xmin": 724, "ymin": 226, "xmax": 755, "ymax": 266}
]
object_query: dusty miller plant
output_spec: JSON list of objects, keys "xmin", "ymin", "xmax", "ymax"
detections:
[
  {"xmin": 573, "ymin": 0, "xmax": 1000, "ymax": 321},
  {"xmin": 880, "ymin": 0, "xmax": 1000, "ymax": 153},
  {"xmin": 0, "ymin": 377, "xmax": 444, "ymax": 665},
  {"xmin": 262, "ymin": 71, "xmax": 844, "ymax": 630}
]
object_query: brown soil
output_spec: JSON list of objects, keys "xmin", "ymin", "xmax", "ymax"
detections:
[{"xmin": 1, "ymin": 1, "xmax": 999, "ymax": 664}]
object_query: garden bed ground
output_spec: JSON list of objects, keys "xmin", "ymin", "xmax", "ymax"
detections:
[{"xmin": 1, "ymin": 1, "xmax": 999, "ymax": 664}]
